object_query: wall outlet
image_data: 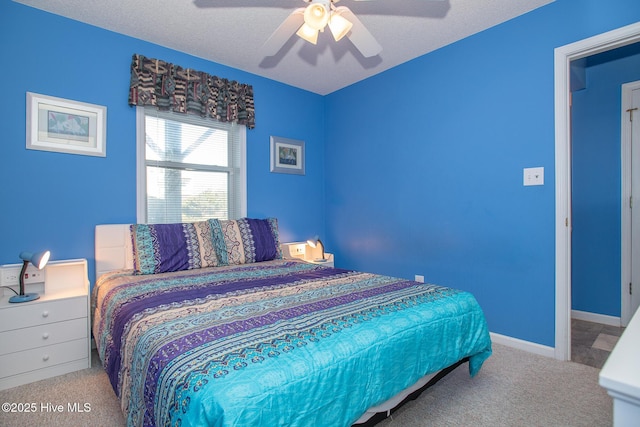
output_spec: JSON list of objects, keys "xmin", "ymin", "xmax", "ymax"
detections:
[
  {"xmin": 0, "ymin": 264, "xmax": 45, "ymax": 286},
  {"xmin": 24, "ymin": 269, "xmax": 45, "ymax": 284},
  {"xmin": 292, "ymin": 244, "xmax": 306, "ymax": 255},
  {"xmin": 1, "ymin": 266, "xmax": 20, "ymax": 286},
  {"xmin": 415, "ymin": 274, "xmax": 425, "ymax": 283}
]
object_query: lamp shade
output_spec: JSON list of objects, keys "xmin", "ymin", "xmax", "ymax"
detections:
[
  {"xmin": 20, "ymin": 250, "xmax": 50, "ymax": 270},
  {"xmin": 303, "ymin": 2, "xmax": 330, "ymax": 31},
  {"xmin": 296, "ymin": 23, "xmax": 319, "ymax": 44},
  {"xmin": 328, "ymin": 9, "xmax": 353, "ymax": 41}
]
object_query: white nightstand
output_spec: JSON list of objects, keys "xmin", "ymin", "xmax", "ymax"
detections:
[
  {"xmin": 0, "ymin": 259, "xmax": 91, "ymax": 390},
  {"xmin": 281, "ymin": 242, "xmax": 335, "ymax": 268},
  {"xmin": 306, "ymin": 254, "xmax": 335, "ymax": 268}
]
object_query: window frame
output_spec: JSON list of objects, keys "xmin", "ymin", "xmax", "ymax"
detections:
[{"xmin": 135, "ymin": 107, "xmax": 247, "ymax": 223}]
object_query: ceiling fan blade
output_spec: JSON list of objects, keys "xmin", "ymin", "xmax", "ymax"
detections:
[
  {"xmin": 337, "ymin": 7, "xmax": 382, "ymax": 58},
  {"xmin": 263, "ymin": 8, "xmax": 305, "ymax": 56}
]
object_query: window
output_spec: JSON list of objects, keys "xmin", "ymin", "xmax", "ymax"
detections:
[{"xmin": 136, "ymin": 107, "xmax": 246, "ymax": 223}]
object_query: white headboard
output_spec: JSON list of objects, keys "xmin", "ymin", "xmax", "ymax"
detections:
[{"xmin": 95, "ymin": 224, "xmax": 133, "ymax": 281}]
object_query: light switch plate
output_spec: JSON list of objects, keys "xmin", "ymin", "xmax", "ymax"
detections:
[{"xmin": 523, "ymin": 167, "xmax": 544, "ymax": 186}]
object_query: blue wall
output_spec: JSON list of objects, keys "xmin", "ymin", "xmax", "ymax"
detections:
[
  {"xmin": 324, "ymin": 0, "xmax": 640, "ymax": 346},
  {"xmin": 571, "ymin": 45, "xmax": 640, "ymax": 317},
  {"xmin": 0, "ymin": 2, "xmax": 326, "ymax": 282}
]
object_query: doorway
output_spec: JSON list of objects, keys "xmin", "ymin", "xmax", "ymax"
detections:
[
  {"xmin": 555, "ymin": 22, "xmax": 640, "ymax": 361},
  {"xmin": 622, "ymin": 81, "xmax": 640, "ymax": 324}
]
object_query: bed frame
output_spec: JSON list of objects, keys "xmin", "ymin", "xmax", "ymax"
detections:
[
  {"xmin": 94, "ymin": 224, "xmax": 469, "ymax": 425},
  {"xmin": 95, "ymin": 224, "xmax": 133, "ymax": 280}
]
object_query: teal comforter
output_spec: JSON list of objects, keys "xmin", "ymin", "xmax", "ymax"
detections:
[{"xmin": 92, "ymin": 259, "xmax": 491, "ymax": 427}]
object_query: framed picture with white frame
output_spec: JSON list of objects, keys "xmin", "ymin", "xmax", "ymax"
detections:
[
  {"xmin": 26, "ymin": 92, "xmax": 107, "ymax": 157},
  {"xmin": 270, "ymin": 136, "xmax": 305, "ymax": 175}
]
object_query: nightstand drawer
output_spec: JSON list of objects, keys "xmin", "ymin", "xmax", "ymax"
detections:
[
  {"xmin": 0, "ymin": 296, "xmax": 87, "ymax": 332},
  {"xmin": 0, "ymin": 318, "xmax": 87, "ymax": 356},
  {"xmin": 0, "ymin": 338, "xmax": 88, "ymax": 379}
]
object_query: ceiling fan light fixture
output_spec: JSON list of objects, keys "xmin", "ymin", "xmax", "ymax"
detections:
[
  {"xmin": 296, "ymin": 23, "xmax": 319, "ymax": 44},
  {"xmin": 266, "ymin": 0, "xmax": 383, "ymax": 59},
  {"xmin": 303, "ymin": 2, "xmax": 330, "ymax": 31},
  {"xmin": 328, "ymin": 10, "xmax": 353, "ymax": 42}
]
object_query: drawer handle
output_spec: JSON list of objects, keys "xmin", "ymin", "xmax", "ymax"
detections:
[
  {"xmin": 42, "ymin": 332, "xmax": 49, "ymax": 340},
  {"xmin": 42, "ymin": 311, "xmax": 49, "ymax": 318},
  {"xmin": 42, "ymin": 355, "xmax": 49, "ymax": 362}
]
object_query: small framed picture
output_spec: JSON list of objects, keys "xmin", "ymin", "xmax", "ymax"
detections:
[
  {"xmin": 270, "ymin": 136, "xmax": 305, "ymax": 175},
  {"xmin": 26, "ymin": 92, "xmax": 107, "ymax": 157}
]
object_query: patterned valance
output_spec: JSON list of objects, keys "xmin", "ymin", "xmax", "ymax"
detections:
[{"xmin": 128, "ymin": 54, "xmax": 255, "ymax": 129}]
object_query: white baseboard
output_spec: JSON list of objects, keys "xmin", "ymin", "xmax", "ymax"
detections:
[
  {"xmin": 571, "ymin": 310, "xmax": 621, "ymax": 327},
  {"xmin": 490, "ymin": 311, "xmax": 621, "ymax": 361},
  {"xmin": 490, "ymin": 332, "xmax": 556, "ymax": 358}
]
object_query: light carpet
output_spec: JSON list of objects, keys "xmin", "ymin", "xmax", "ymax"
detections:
[{"xmin": 0, "ymin": 343, "xmax": 612, "ymax": 427}]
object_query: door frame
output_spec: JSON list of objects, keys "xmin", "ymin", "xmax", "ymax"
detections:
[{"xmin": 555, "ymin": 22, "xmax": 640, "ymax": 361}]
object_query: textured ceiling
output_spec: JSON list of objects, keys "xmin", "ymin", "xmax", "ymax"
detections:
[{"xmin": 14, "ymin": 0, "xmax": 554, "ymax": 95}]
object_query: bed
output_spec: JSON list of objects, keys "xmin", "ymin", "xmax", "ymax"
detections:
[{"xmin": 92, "ymin": 219, "xmax": 492, "ymax": 427}]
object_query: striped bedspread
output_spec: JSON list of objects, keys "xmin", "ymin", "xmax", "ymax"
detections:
[{"xmin": 92, "ymin": 259, "xmax": 492, "ymax": 427}]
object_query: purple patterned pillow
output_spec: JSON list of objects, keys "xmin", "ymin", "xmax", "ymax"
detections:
[
  {"xmin": 210, "ymin": 217, "xmax": 282, "ymax": 265},
  {"xmin": 130, "ymin": 221, "xmax": 219, "ymax": 275},
  {"xmin": 240, "ymin": 218, "xmax": 282, "ymax": 263}
]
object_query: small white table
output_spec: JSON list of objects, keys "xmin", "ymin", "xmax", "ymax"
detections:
[
  {"xmin": 599, "ymin": 308, "xmax": 640, "ymax": 426},
  {"xmin": 281, "ymin": 242, "xmax": 335, "ymax": 268},
  {"xmin": 0, "ymin": 259, "xmax": 91, "ymax": 390}
]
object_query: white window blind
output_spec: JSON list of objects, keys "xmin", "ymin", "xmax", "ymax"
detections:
[{"xmin": 136, "ymin": 107, "xmax": 246, "ymax": 223}]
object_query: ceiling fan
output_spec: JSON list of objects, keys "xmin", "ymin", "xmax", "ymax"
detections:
[{"xmin": 263, "ymin": 0, "xmax": 442, "ymax": 58}]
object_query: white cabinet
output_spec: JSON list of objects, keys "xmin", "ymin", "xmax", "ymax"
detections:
[
  {"xmin": 600, "ymin": 308, "xmax": 640, "ymax": 427},
  {"xmin": 0, "ymin": 259, "xmax": 90, "ymax": 390}
]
